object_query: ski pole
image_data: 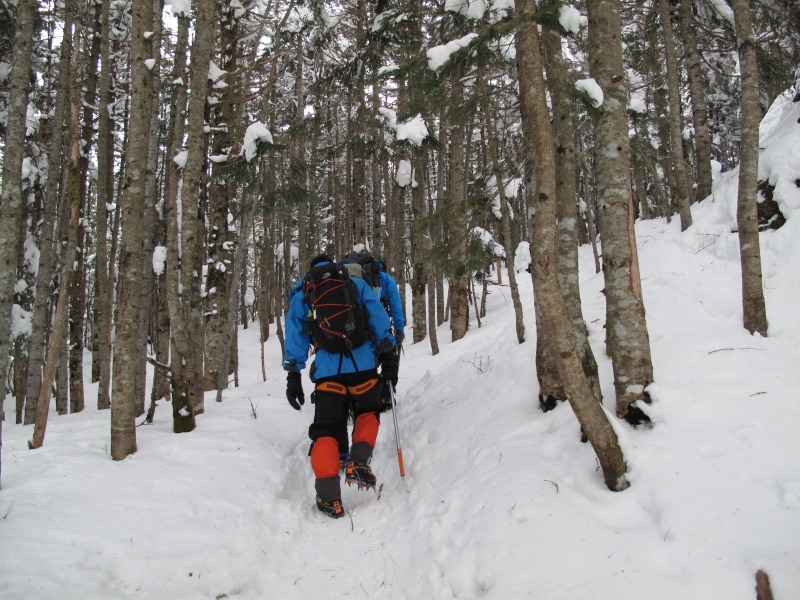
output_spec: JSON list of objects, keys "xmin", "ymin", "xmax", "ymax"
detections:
[{"xmin": 389, "ymin": 382, "xmax": 405, "ymax": 478}]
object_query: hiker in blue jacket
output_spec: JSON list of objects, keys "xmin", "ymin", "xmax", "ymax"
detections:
[
  {"xmin": 283, "ymin": 254, "xmax": 396, "ymax": 518},
  {"xmin": 373, "ymin": 257, "xmax": 405, "ymax": 408},
  {"xmin": 373, "ymin": 257, "xmax": 405, "ymax": 349}
]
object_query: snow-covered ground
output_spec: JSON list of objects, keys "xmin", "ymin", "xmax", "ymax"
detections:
[{"xmin": 2, "ymin": 101, "xmax": 799, "ymax": 600}]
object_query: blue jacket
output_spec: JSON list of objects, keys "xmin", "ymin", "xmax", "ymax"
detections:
[
  {"xmin": 283, "ymin": 262, "xmax": 395, "ymax": 379},
  {"xmin": 377, "ymin": 270, "xmax": 405, "ymax": 333}
]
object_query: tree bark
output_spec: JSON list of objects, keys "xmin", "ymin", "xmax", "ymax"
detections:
[
  {"xmin": 411, "ymin": 153, "xmax": 428, "ymax": 343},
  {"xmin": 587, "ymin": 0, "xmax": 655, "ymax": 422},
  {"xmin": 484, "ymin": 99, "xmax": 525, "ymax": 345},
  {"xmin": 111, "ymin": 0, "xmax": 157, "ymax": 458},
  {"xmin": 516, "ymin": 0, "xmax": 629, "ymax": 490},
  {"xmin": 0, "ymin": 0, "xmax": 36, "ymax": 476},
  {"xmin": 658, "ymin": 0, "xmax": 693, "ymax": 230},
  {"xmin": 170, "ymin": 0, "xmax": 216, "ymax": 431},
  {"xmin": 204, "ymin": 4, "xmax": 240, "ymax": 391},
  {"xmin": 447, "ymin": 71, "xmax": 470, "ymax": 342},
  {"xmin": 93, "ymin": 0, "xmax": 114, "ymax": 410},
  {"xmin": 731, "ymin": 0, "xmax": 768, "ymax": 336},
  {"xmin": 679, "ymin": 0, "xmax": 714, "ymax": 202},
  {"xmin": 24, "ymin": 1, "xmax": 73, "ymax": 424},
  {"xmin": 542, "ymin": 22, "xmax": 602, "ymax": 404},
  {"xmin": 28, "ymin": 196, "xmax": 80, "ymax": 449}
]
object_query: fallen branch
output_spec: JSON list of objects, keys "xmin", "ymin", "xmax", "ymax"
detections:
[
  {"xmin": 544, "ymin": 479, "xmax": 559, "ymax": 493},
  {"xmin": 140, "ymin": 352, "xmax": 173, "ymax": 378},
  {"xmin": 708, "ymin": 347, "xmax": 763, "ymax": 354}
]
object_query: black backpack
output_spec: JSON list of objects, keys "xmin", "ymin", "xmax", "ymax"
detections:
[
  {"xmin": 302, "ymin": 262, "xmax": 369, "ymax": 353},
  {"xmin": 341, "ymin": 251, "xmax": 382, "ymax": 292}
]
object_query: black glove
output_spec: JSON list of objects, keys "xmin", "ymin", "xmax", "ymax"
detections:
[
  {"xmin": 394, "ymin": 330, "xmax": 405, "ymax": 350},
  {"xmin": 379, "ymin": 351, "xmax": 399, "ymax": 386},
  {"xmin": 286, "ymin": 371, "xmax": 304, "ymax": 410}
]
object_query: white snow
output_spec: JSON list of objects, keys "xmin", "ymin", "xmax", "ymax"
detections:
[
  {"xmin": 575, "ymin": 78, "xmax": 604, "ymax": 108},
  {"xmin": 208, "ymin": 61, "xmax": 227, "ymax": 83},
  {"xmin": 144, "ymin": 58, "xmax": 156, "ymax": 71},
  {"xmin": 152, "ymin": 246, "xmax": 167, "ymax": 277},
  {"xmin": 2, "ymin": 102, "xmax": 800, "ymax": 600},
  {"xmin": 164, "ymin": 0, "xmax": 190, "ymax": 18},
  {"xmin": 445, "ymin": 0, "xmax": 487, "ymax": 20},
  {"xmin": 427, "ymin": 33, "xmax": 479, "ymax": 71},
  {"xmin": 558, "ymin": 5, "xmax": 585, "ymax": 34},
  {"xmin": 173, "ymin": 150, "xmax": 188, "ymax": 168},
  {"xmin": 10, "ymin": 303, "xmax": 32, "ymax": 340},
  {"xmin": 395, "ymin": 114, "xmax": 428, "ymax": 146},
  {"xmin": 378, "ymin": 63, "xmax": 400, "ymax": 75},
  {"xmin": 395, "ymin": 159, "xmax": 413, "ymax": 187},
  {"xmin": 707, "ymin": 0, "xmax": 735, "ymax": 25},
  {"xmin": 240, "ymin": 122, "xmax": 273, "ymax": 163},
  {"xmin": 629, "ymin": 91, "xmax": 647, "ymax": 113},
  {"xmin": 472, "ymin": 226, "xmax": 505, "ymax": 257},
  {"xmin": 757, "ymin": 98, "xmax": 800, "ymax": 214}
]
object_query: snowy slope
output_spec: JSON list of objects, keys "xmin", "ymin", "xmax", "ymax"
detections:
[{"xmin": 2, "ymin": 101, "xmax": 800, "ymax": 599}]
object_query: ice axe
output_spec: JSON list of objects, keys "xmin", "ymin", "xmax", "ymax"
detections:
[{"xmin": 389, "ymin": 382, "xmax": 405, "ymax": 478}]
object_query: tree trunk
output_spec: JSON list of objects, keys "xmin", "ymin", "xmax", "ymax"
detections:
[
  {"xmin": 517, "ymin": 0, "xmax": 629, "ymax": 490},
  {"xmin": 0, "ymin": 0, "xmax": 36, "ymax": 477},
  {"xmin": 731, "ymin": 0, "xmax": 768, "ymax": 336},
  {"xmin": 485, "ymin": 103, "xmax": 525, "ymax": 344},
  {"xmin": 171, "ymin": 0, "xmax": 216, "ymax": 432},
  {"xmin": 111, "ymin": 0, "xmax": 157, "ymax": 458},
  {"xmin": 215, "ymin": 192, "xmax": 259, "ymax": 402},
  {"xmin": 29, "ymin": 204, "xmax": 80, "ymax": 449},
  {"xmin": 411, "ymin": 153, "xmax": 428, "ymax": 342},
  {"xmin": 204, "ymin": 5, "xmax": 240, "ymax": 391},
  {"xmin": 93, "ymin": 0, "xmax": 114, "ymax": 409},
  {"xmin": 587, "ymin": 0, "xmax": 655, "ymax": 423},
  {"xmin": 30, "ymin": 23, "xmax": 84, "ymax": 444},
  {"xmin": 542, "ymin": 22, "xmax": 603, "ymax": 404},
  {"xmin": 679, "ymin": 0, "xmax": 714, "ymax": 202},
  {"xmin": 447, "ymin": 71, "xmax": 469, "ymax": 342},
  {"xmin": 24, "ymin": 1, "xmax": 73, "ymax": 424},
  {"xmin": 658, "ymin": 0, "xmax": 693, "ymax": 230}
]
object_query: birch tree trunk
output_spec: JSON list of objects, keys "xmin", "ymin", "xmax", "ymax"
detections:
[
  {"xmin": 516, "ymin": 0, "xmax": 629, "ymax": 490},
  {"xmin": 731, "ymin": 0, "xmax": 768, "ymax": 336},
  {"xmin": 587, "ymin": 0, "xmax": 655, "ymax": 423}
]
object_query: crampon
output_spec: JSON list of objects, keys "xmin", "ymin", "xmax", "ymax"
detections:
[{"xmin": 345, "ymin": 461, "xmax": 376, "ymax": 491}]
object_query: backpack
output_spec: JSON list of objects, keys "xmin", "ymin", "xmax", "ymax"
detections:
[
  {"xmin": 341, "ymin": 251, "xmax": 382, "ymax": 294},
  {"xmin": 302, "ymin": 262, "xmax": 369, "ymax": 354}
]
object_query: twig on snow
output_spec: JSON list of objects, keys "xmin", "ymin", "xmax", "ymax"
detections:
[{"xmin": 544, "ymin": 480, "xmax": 559, "ymax": 493}]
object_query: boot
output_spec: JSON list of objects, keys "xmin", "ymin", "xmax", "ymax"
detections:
[
  {"xmin": 345, "ymin": 460, "xmax": 376, "ymax": 490},
  {"xmin": 315, "ymin": 496, "xmax": 344, "ymax": 519}
]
